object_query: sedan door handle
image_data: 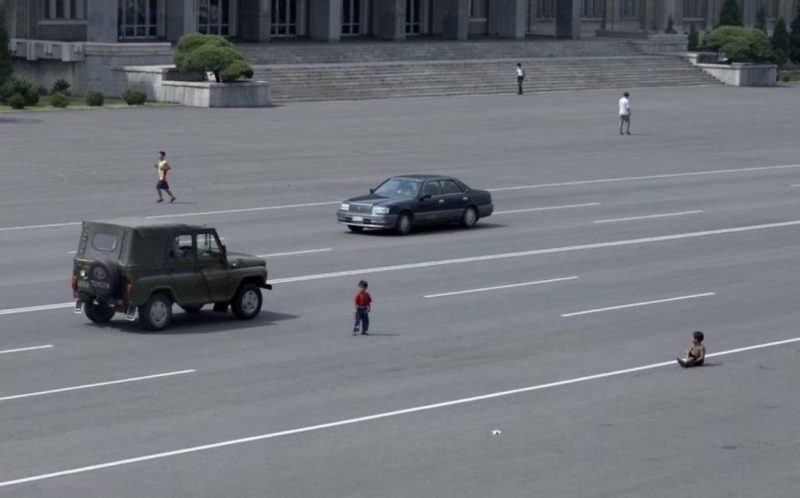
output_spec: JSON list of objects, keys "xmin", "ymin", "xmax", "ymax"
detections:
[
  {"xmin": 438, "ymin": 199, "xmax": 445, "ymax": 204},
  {"xmin": 462, "ymin": 196, "xmax": 469, "ymax": 201}
]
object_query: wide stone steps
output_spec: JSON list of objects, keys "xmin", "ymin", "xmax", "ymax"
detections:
[
  {"xmin": 253, "ymin": 56, "xmax": 719, "ymax": 102},
  {"xmin": 238, "ymin": 39, "xmax": 643, "ymax": 65}
]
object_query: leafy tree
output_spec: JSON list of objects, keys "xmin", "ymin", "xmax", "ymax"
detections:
[
  {"xmin": 771, "ymin": 18, "xmax": 790, "ymax": 66},
  {"xmin": 0, "ymin": 10, "xmax": 12, "ymax": 87},
  {"xmin": 702, "ymin": 26, "xmax": 773, "ymax": 62},
  {"xmin": 718, "ymin": 0, "xmax": 742, "ymax": 27},
  {"xmin": 754, "ymin": 7, "xmax": 767, "ymax": 33},
  {"xmin": 174, "ymin": 33, "xmax": 253, "ymax": 83},
  {"xmin": 688, "ymin": 23, "xmax": 700, "ymax": 51},
  {"xmin": 790, "ymin": 5, "xmax": 800, "ymax": 62}
]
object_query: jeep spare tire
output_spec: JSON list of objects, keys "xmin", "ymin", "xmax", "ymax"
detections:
[{"xmin": 87, "ymin": 260, "xmax": 121, "ymax": 298}]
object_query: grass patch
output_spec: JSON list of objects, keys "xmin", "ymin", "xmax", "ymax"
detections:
[
  {"xmin": 0, "ymin": 95, "xmax": 176, "ymax": 112},
  {"xmin": 778, "ymin": 72, "xmax": 800, "ymax": 82}
]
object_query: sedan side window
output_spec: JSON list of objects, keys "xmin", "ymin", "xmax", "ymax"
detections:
[
  {"xmin": 440, "ymin": 180, "xmax": 463, "ymax": 194},
  {"xmin": 422, "ymin": 181, "xmax": 443, "ymax": 197},
  {"xmin": 169, "ymin": 234, "xmax": 195, "ymax": 260}
]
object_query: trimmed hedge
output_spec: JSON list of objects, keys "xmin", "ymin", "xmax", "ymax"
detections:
[
  {"xmin": 702, "ymin": 26, "xmax": 773, "ymax": 63},
  {"xmin": 174, "ymin": 33, "xmax": 253, "ymax": 83},
  {"xmin": 49, "ymin": 92, "xmax": 70, "ymax": 108},
  {"xmin": 1, "ymin": 77, "xmax": 40, "ymax": 106},
  {"xmin": 84, "ymin": 90, "xmax": 105, "ymax": 107},
  {"xmin": 122, "ymin": 88, "xmax": 147, "ymax": 105},
  {"xmin": 8, "ymin": 93, "xmax": 25, "ymax": 109}
]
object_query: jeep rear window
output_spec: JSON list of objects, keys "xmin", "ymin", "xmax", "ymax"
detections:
[{"xmin": 92, "ymin": 233, "xmax": 118, "ymax": 252}]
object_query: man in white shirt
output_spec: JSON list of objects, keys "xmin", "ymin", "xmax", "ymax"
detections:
[
  {"xmin": 516, "ymin": 63, "xmax": 525, "ymax": 95},
  {"xmin": 619, "ymin": 92, "xmax": 631, "ymax": 135}
]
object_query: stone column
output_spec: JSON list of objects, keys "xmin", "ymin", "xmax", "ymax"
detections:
[
  {"xmin": 641, "ymin": 0, "xmax": 658, "ymax": 31},
  {"xmin": 497, "ymin": 0, "xmax": 528, "ymax": 38},
  {"xmin": 556, "ymin": 0, "xmax": 581, "ymax": 38},
  {"xmin": 309, "ymin": 0, "xmax": 342, "ymax": 41},
  {"xmin": 183, "ymin": 0, "xmax": 199, "ymax": 34},
  {"xmin": 373, "ymin": 0, "xmax": 406, "ymax": 40},
  {"xmin": 440, "ymin": 0, "xmax": 469, "ymax": 40},
  {"xmin": 741, "ymin": 0, "xmax": 756, "ymax": 26},
  {"xmin": 239, "ymin": 0, "xmax": 271, "ymax": 41},
  {"xmin": 86, "ymin": 0, "xmax": 120, "ymax": 42}
]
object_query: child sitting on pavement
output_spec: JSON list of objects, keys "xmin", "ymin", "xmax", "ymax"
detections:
[{"xmin": 677, "ymin": 331, "xmax": 706, "ymax": 368}]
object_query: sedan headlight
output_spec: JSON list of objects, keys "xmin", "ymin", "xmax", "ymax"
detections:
[
  {"xmin": 340, "ymin": 203, "xmax": 350, "ymax": 211},
  {"xmin": 372, "ymin": 206, "xmax": 391, "ymax": 215}
]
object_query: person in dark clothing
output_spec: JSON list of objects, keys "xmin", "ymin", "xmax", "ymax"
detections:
[
  {"xmin": 677, "ymin": 331, "xmax": 706, "ymax": 368},
  {"xmin": 352, "ymin": 280, "xmax": 372, "ymax": 336}
]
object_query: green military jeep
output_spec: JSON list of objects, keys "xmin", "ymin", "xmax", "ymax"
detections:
[{"xmin": 72, "ymin": 218, "xmax": 271, "ymax": 331}]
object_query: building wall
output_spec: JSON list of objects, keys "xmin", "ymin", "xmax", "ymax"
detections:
[{"xmin": 4, "ymin": 0, "xmax": 800, "ymax": 46}]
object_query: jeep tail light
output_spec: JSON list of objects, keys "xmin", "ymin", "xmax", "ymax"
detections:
[
  {"xmin": 124, "ymin": 282, "xmax": 134, "ymax": 301},
  {"xmin": 71, "ymin": 275, "xmax": 77, "ymax": 292}
]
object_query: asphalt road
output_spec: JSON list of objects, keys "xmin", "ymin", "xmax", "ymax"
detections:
[{"xmin": 1, "ymin": 85, "xmax": 799, "ymax": 497}]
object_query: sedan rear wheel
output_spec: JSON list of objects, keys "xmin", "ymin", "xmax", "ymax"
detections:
[
  {"xmin": 460, "ymin": 206, "xmax": 479, "ymax": 228},
  {"xmin": 395, "ymin": 212, "xmax": 413, "ymax": 236}
]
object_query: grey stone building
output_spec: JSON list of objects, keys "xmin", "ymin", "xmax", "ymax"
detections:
[{"xmin": 4, "ymin": 0, "xmax": 798, "ymax": 45}]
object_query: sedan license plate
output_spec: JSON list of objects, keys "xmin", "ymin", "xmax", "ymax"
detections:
[{"xmin": 352, "ymin": 216, "xmax": 364, "ymax": 222}]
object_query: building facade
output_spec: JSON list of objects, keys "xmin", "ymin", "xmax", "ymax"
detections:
[{"xmin": 4, "ymin": 0, "xmax": 798, "ymax": 46}]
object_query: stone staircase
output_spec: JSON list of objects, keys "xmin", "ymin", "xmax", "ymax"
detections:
[{"xmin": 240, "ymin": 39, "xmax": 719, "ymax": 103}]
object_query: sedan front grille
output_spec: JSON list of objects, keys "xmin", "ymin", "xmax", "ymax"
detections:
[{"xmin": 349, "ymin": 204, "xmax": 372, "ymax": 214}]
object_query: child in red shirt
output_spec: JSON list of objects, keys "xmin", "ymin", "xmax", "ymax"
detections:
[{"xmin": 353, "ymin": 280, "xmax": 372, "ymax": 336}]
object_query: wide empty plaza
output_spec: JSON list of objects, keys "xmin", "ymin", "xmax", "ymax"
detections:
[{"xmin": 1, "ymin": 85, "xmax": 799, "ymax": 497}]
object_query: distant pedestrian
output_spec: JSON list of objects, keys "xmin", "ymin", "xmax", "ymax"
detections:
[
  {"xmin": 352, "ymin": 280, "xmax": 372, "ymax": 336},
  {"xmin": 677, "ymin": 331, "xmax": 706, "ymax": 368},
  {"xmin": 618, "ymin": 92, "xmax": 631, "ymax": 135},
  {"xmin": 516, "ymin": 63, "xmax": 525, "ymax": 95},
  {"xmin": 154, "ymin": 150, "xmax": 176, "ymax": 203}
]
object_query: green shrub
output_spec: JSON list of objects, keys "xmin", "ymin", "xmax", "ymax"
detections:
[
  {"xmin": 38, "ymin": 86, "xmax": 49, "ymax": 96},
  {"xmin": 790, "ymin": 6, "xmax": 800, "ymax": 63},
  {"xmin": 52, "ymin": 78, "xmax": 71, "ymax": 95},
  {"xmin": 49, "ymin": 92, "xmax": 69, "ymax": 108},
  {"xmin": 122, "ymin": 88, "xmax": 147, "ymax": 105},
  {"xmin": 174, "ymin": 33, "xmax": 253, "ymax": 83},
  {"xmin": 772, "ymin": 18, "xmax": 790, "ymax": 67},
  {"xmin": 688, "ymin": 24, "xmax": 700, "ymax": 51},
  {"xmin": 718, "ymin": 0, "xmax": 742, "ymax": 27},
  {"xmin": 702, "ymin": 26, "xmax": 773, "ymax": 63},
  {"xmin": 1, "ymin": 77, "xmax": 40, "ymax": 106},
  {"xmin": 7, "ymin": 93, "xmax": 25, "ymax": 109},
  {"xmin": 0, "ymin": 10, "xmax": 11, "ymax": 87},
  {"xmin": 84, "ymin": 90, "xmax": 104, "ymax": 107}
]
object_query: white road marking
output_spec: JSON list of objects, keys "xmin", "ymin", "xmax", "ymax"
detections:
[
  {"xmin": 0, "ymin": 370, "xmax": 195, "ymax": 403},
  {"xmin": 489, "ymin": 164, "xmax": 800, "ymax": 192},
  {"xmin": 145, "ymin": 201, "xmax": 339, "ymax": 219},
  {"xmin": 0, "ymin": 221, "xmax": 81, "ymax": 232},
  {"xmin": 593, "ymin": 210, "xmax": 703, "ymax": 224},
  {"xmin": 561, "ymin": 292, "xmax": 716, "ymax": 318},
  {"xmin": 493, "ymin": 203, "xmax": 600, "ymax": 215},
  {"xmin": 424, "ymin": 276, "xmax": 578, "ymax": 299},
  {"xmin": 2, "ymin": 336, "xmax": 798, "ymax": 489},
  {"xmin": 67, "ymin": 251, "xmax": 77, "ymax": 255},
  {"xmin": 0, "ymin": 303, "xmax": 74, "ymax": 316},
  {"xmin": 791, "ymin": 184, "xmax": 800, "ymax": 187},
  {"xmin": 256, "ymin": 248, "xmax": 332, "ymax": 258},
  {"xmin": 6, "ymin": 217, "xmax": 800, "ymax": 318},
  {"xmin": 270, "ymin": 218, "xmax": 800, "ymax": 284},
  {"xmin": 0, "ymin": 345, "xmax": 54, "ymax": 355}
]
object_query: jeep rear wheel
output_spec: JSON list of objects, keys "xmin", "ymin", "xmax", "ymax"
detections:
[
  {"xmin": 232, "ymin": 283, "xmax": 262, "ymax": 320},
  {"xmin": 139, "ymin": 294, "xmax": 173, "ymax": 331},
  {"xmin": 84, "ymin": 301, "xmax": 115, "ymax": 324}
]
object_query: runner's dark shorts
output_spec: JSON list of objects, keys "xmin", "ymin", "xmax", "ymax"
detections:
[{"xmin": 157, "ymin": 180, "xmax": 170, "ymax": 190}]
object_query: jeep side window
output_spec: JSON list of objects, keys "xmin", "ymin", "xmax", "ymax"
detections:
[
  {"xmin": 169, "ymin": 234, "xmax": 195, "ymax": 260},
  {"xmin": 197, "ymin": 232, "xmax": 222, "ymax": 258},
  {"xmin": 92, "ymin": 233, "xmax": 118, "ymax": 252}
]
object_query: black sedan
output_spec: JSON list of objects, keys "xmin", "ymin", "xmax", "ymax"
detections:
[{"xmin": 337, "ymin": 175, "xmax": 494, "ymax": 235}]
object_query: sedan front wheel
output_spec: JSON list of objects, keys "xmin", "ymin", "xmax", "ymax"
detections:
[{"xmin": 395, "ymin": 212, "xmax": 413, "ymax": 236}]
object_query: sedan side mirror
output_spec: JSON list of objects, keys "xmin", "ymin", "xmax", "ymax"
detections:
[{"xmin": 369, "ymin": 188, "xmax": 375, "ymax": 194}]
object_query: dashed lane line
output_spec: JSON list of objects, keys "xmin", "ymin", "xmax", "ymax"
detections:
[
  {"xmin": 493, "ymin": 203, "xmax": 600, "ymax": 215},
  {"xmin": 561, "ymin": 292, "xmax": 716, "ymax": 318},
  {"xmin": 0, "ymin": 345, "xmax": 54, "ymax": 355},
  {"xmin": 593, "ymin": 210, "xmax": 703, "ymax": 224},
  {"xmin": 424, "ymin": 276, "xmax": 578, "ymax": 298},
  {"xmin": 1, "ymin": 336, "xmax": 798, "ymax": 489}
]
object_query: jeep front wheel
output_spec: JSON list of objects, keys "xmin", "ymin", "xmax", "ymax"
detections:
[
  {"xmin": 232, "ymin": 283, "xmax": 262, "ymax": 320},
  {"xmin": 139, "ymin": 294, "xmax": 173, "ymax": 331},
  {"xmin": 84, "ymin": 301, "xmax": 115, "ymax": 324}
]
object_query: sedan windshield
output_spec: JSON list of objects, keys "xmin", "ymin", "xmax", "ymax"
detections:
[{"xmin": 374, "ymin": 178, "xmax": 422, "ymax": 198}]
